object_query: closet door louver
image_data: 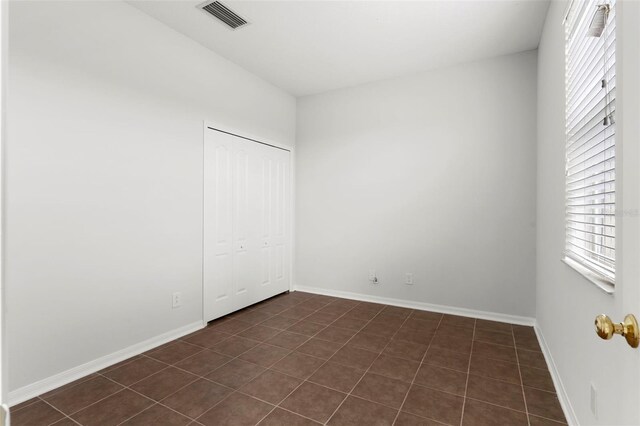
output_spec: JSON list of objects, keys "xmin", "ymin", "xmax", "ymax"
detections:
[{"xmin": 564, "ymin": 0, "xmax": 616, "ymax": 283}]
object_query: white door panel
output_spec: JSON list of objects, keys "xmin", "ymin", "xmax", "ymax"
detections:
[{"xmin": 204, "ymin": 128, "xmax": 291, "ymax": 322}]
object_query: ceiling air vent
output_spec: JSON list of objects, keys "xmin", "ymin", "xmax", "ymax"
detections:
[{"xmin": 199, "ymin": 1, "xmax": 248, "ymax": 30}]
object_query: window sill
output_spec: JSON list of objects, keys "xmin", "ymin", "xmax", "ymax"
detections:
[{"xmin": 562, "ymin": 256, "xmax": 615, "ymax": 295}]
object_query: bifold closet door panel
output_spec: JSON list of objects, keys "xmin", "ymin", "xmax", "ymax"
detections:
[
  {"xmin": 255, "ymin": 144, "xmax": 290, "ymax": 302},
  {"xmin": 204, "ymin": 128, "xmax": 291, "ymax": 322},
  {"xmin": 204, "ymin": 132, "xmax": 256, "ymax": 320}
]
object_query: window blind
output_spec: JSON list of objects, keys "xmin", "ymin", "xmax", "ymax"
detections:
[{"xmin": 564, "ymin": 0, "xmax": 616, "ymax": 284}]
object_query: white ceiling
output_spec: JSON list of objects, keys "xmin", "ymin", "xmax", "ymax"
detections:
[{"xmin": 128, "ymin": 0, "xmax": 550, "ymax": 97}]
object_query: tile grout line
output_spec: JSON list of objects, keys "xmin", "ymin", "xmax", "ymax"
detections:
[
  {"xmin": 514, "ymin": 329, "xmax": 532, "ymax": 426},
  {"xmin": 324, "ymin": 307, "xmax": 419, "ymax": 425},
  {"xmin": 251, "ymin": 301, "xmax": 398, "ymax": 425},
  {"xmin": 458, "ymin": 318, "xmax": 477, "ymax": 426},
  {"xmin": 390, "ymin": 313, "xmax": 444, "ymax": 425},
  {"xmin": 188, "ymin": 294, "xmax": 369, "ymax": 424}
]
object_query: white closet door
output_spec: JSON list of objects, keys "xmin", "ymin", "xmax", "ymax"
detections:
[
  {"xmin": 255, "ymin": 144, "xmax": 291, "ymax": 301},
  {"xmin": 204, "ymin": 128, "xmax": 290, "ymax": 322}
]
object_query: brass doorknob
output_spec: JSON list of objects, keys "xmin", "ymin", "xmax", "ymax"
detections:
[{"xmin": 594, "ymin": 314, "xmax": 639, "ymax": 348}]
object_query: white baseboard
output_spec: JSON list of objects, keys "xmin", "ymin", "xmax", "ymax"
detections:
[
  {"xmin": 8, "ymin": 320, "xmax": 205, "ymax": 407},
  {"xmin": 534, "ymin": 324, "xmax": 578, "ymax": 426},
  {"xmin": 293, "ymin": 285, "xmax": 536, "ymax": 326}
]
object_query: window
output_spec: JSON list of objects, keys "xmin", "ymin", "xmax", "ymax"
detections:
[{"xmin": 564, "ymin": 0, "xmax": 616, "ymax": 287}]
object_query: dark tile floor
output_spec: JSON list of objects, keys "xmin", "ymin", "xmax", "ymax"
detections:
[{"xmin": 11, "ymin": 291, "xmax": 567, "ymax": 425}]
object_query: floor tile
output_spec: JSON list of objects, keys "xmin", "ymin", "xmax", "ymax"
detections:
[
  {"xmin": 440, "ymin": 314, "xmax": 475, "ymax": 329},
  {"xmin": 43, "ymin": 376, "xmax": 123, "ymax": 415},
  {"xmin": 260, "ymin": 315, "xmax": 300, "ymax": 330},
  {"xmin": 50, "ymin": 418, "xmax": 79, "ymax": 426},
  {"xmin": 402, "ymin": 318, "xmax": 439, "ymax": 332},
  {"xmin": 211, "ymin": 319, "xmax": 253, "ymax": 335},
  {"xmin": 414, "ymin": 365, "xmax": 467, "ymax": 396},
  {"xmin": 475, "ymin": 319, "xmax": 513, "ymax": 334},
  {"xmin": 524, "ymin": 387, "xmax": 566, "ymax": 423},
  {"xmin": 474, "ymin": 329, "xmax": 515, "ymax": 347},
  {"xmin": 233, "ymin": 310, "xmax": 274, "ymax": 326},
  {"xmin": 102, "ymin": 357, "xmax": 166, "ymax": 386},
  {"xmin": 305, "ymin": 311, "xmax": 342, "ymax": 325},
  {"xmin": 403, "ymin": 384, "xmax": 464, "ymax": 425},
  {"xmin": 120, "ymin": 403, "xmax": 191, "ymax": 425},
  {"xmin": 308, "ymin": 362, "xmax": 365, "ymax": 393},
  {"xmin": 295, "ymin": 338, "xmax": 343, "ymax": 359},
  {"xmin": 466, "ymin": 374, "xmax": 526, "ymax": 411},
  {"xmin": 315, "ymin": 326, "xmax": 358, "ymax": 344},
  {"xmin": 266, "ymin": 331, "xmax": 310, "ymax": 350},
  {"xmin": 211, "ymin": 336, "xmax": 260, "ymax": 357},
  {"xmin": 10, "ymin": 397, "xmax": 40, "ymax": 412},
  {"xmin": 70, "ymin": 389, "xmax": 153, "ymax": 426},
  {"xmin": 352, "ymin": 372, "xmax": 410, "ymax": 409},
  {"xmin": 410, "ymin": 311, "xmax": 443, "ymax": 322},
  {"xmin": 130, "ymin": 367, "xmax": 198, "ymax": 401},
  {"xmin": 238, "ymin": 325, "xmax": 282, "ymax": 342},
  {"xmin": 287, "ymin": 320, "xmax": 327, "ymax": 336},
  {"xmin": 347, "ymin": 332, "xmax": 390, "ymax": 352},
  {"xmin": 238, "ymin": 343, "xmax": 291, "ymax": 367},
  {"xmin": 330, "ymin": 345, "xmax": 379, "ymax": 370},
  {"xmin": 174, "ymin": 350, "xmax": 232, "ymax": 376},
  {"xmin": 40, "ymin": 374, "xmax": 101, "ymax": 399},
  {"xmin": 528, "ymin": 414, "xmax": 569, "ymax": 425},
  {"xmin": 10, "ymin": 400, "xmax": 65, "ymax": 426},
  {"xmin": 240, "ymin": 370, "xmax": 302, "ymax": 404},
  {"xmin": 517, "ymin": 348, "xmax": 547, "ymax": 369},
  {"xmin": 327, "ymin": 396, "xmax": 398, "ymax": 426},
  {"xmin": 472, "ymin": 341, "xmax": 517, "ymax": 363},
  {"xmin": 161, "ymin": 378, "xmax": 232, "ymax": 419},
  {"xmin": 206, "ymin": 358, "xmax": 266, "ymax": 389},
  {"xmin": 423, "ymin": 347, "xmax": 470, "ymax": 372},
  {"xmin": 331, "ymin": 316, "xmax": 369, "ymax": 331},
  {"xmin": 469, "ymin": 354, "xmax": 521, "ymax": 384},
  {"xmin": 280, "ymin": 381, "xmax": 346, "ymax": 423},
  {"xmin": 258, "ymin": 407, "xmax": 321, "ymax": 425},
  {"xmin": 394, "ymin": 328, "xmax": 434, "ymax": 345},
  {"xmin": 271, "ymin": 352, "xmax": 325, "ymax": 379},
  {"xmin": 429, "ymin": 333, "xmax": 473, "ymax": 355},
  {"xmin": 280, "ymin": 307, "xmax": 316, "ymax": 320},
  {"xmin": 462, "ymin": 399, "xmax": 528, "ymax": 426},
  {"xmin": 383, "ymin": 339, "xmax": 428, "ymax": 362},
  {"xmin": 394, "ymin": 411, "xmax": 445, "ymax": 425},
  {"xmin": 436, "ymin": 325, "xmax": 474, "ymax": 340},
  {"xmin": 380, "ymin": 306, "xmax": 413, "ymax": 318},
  {"xmin": 361, "ymin": 322, "xmax": 399, "ymax": 338},
  {"xmin": 520, "ymin": 366, "xmax": 555, "ymax": 392},
  {"xmin": 197, "ymin": 392, "xmax": 274, "ymax": 426},
  {"xmin": 182, "ymin": 329, "xmax": 232, "ymax": 348},
  {"xmin": 146, "ymin": 341, "xmax": 203, "ymax": 365},
  {"xmin": 369, "ymin": 354, "xmax": 420, "ymax": 383},
  {"xmin": 514, "ymin": 333, "xmax": 542, "ymax": 352}
]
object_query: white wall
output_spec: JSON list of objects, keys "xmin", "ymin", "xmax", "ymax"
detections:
[
  {"xmin": 295, "ymin": 51, "xmax": 538, "ymax": 318},
  {"xmin": 536, "ymin": 1, "xmax": 640, "ymax": 425},
  {"xmin": 6, "ymin": 0, "xmax": 295, "ymax": 394}
]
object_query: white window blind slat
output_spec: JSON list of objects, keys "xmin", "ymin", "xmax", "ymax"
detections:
[{"xmin": 564, "ymin": 0, "xmax": 616, "ymax": 285}]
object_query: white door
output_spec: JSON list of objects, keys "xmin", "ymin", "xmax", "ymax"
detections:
[{"xmin": 203, "ymin": 128, "xmax": 291, "ymax": 322}]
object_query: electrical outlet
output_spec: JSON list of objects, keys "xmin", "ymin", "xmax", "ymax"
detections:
[
  {"xmin": 405, "ymin": 273, "xmax": 414, "ymax": 285},
  {"xmin": 368, "ymin": 270, "xmax": 379, "ymax": 284},
  {"xmin": 590, "ymin": 382, "xmax": 597, "ymax": 418},
  {"xmin": 172, "ymin": 292, "xmax": 182, "ymax": 309}
]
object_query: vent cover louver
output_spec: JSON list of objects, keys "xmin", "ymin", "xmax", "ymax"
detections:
[{"xmin": 200, "ymin": 1, "xmax": 248, "ymax": 29}]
